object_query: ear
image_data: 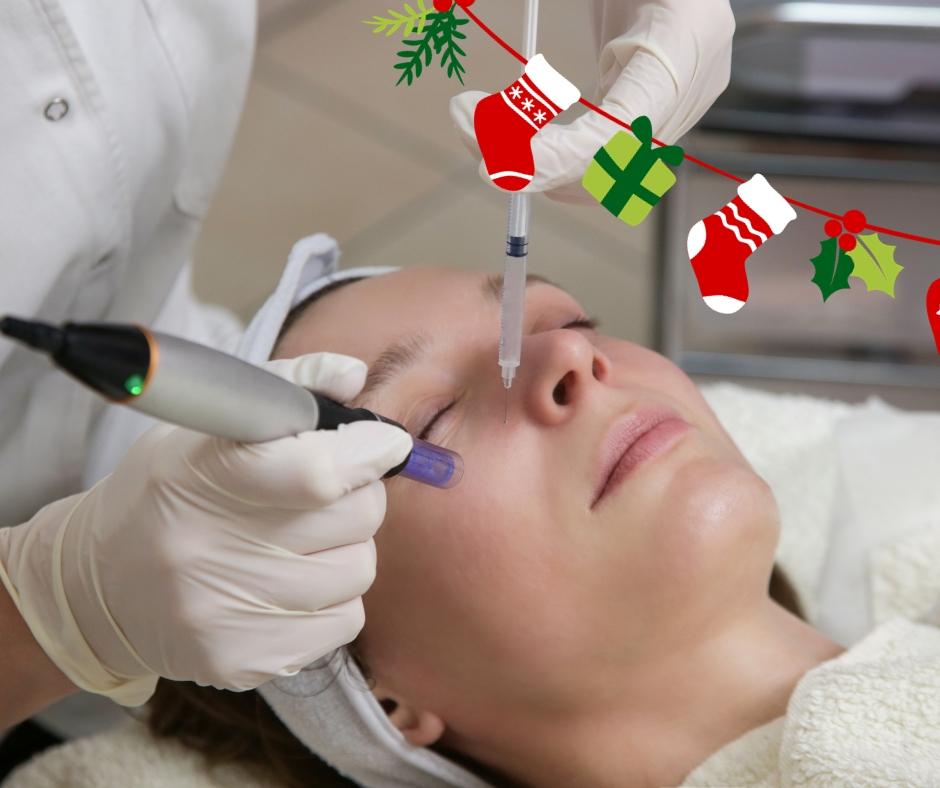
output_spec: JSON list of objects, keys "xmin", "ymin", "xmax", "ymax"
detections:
[{"xmin": 371, "ymin": 683, "xmax": 446, "ymax": 748}]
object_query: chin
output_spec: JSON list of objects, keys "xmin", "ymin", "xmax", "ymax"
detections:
[{"xmin": 652, "ymin": 457, "xmax": 781, "ymax": 601}]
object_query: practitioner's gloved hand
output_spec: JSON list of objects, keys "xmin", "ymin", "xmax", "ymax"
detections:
[
  {"xmin": 449, "ymin": 0, "xmax": 735, "ymax": 203},
  {"xmin": 0, "ymin": 353, "xmax": 411, "ymax": 705}
]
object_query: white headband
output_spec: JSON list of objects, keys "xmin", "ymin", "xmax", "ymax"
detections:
[
  {"xmin": 237, "ymin": 234, "xmax": 490, "ymax": 788},
  {"xmin": 236, "ymin": 232, "xmax": 398, "ymax": 364}
]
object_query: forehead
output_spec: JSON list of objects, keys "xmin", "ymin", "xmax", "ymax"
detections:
[{"xmin": 275, "ymin": 267, "xmax": 578, "ymax": 366}]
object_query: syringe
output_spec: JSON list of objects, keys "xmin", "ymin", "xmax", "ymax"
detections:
[
  {"xmin": 499, "ymin": 0, "xmax": 539, "ymax": 424},
  {"xmin": 499, "ymin": 193, "xmax": 529, "ymax": 394}
]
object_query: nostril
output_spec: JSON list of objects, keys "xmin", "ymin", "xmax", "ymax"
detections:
[
  {"xmin": 553, "ymin": 372, "xmax": 573, "ymax": 405},
  {"xmin": 592, "ymin": 353, "xmax": 611, "ymax": 382}
]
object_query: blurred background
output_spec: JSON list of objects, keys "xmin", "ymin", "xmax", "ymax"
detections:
[{"xmin": 194, "ymin": 0, "xmax": 940, "ymax": 410}]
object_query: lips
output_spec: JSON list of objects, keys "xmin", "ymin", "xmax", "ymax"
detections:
[{"xmin": 591, "ymin": 406, "xmax": 690, "ymax": 508}]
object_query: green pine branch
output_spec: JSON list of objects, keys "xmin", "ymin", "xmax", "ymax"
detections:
[
  {"xmin": 394, "ymin": 8, "xmax": 469, "ymax": 86},
  {"xmin": 434, "ymin": 14, "xmax": 468, "ymax": 84},
  {"xmin": 363, "ymin": 0, "xmax": 431, "ymax": 38},
  {"xmin": 394, "ymin": 20, "xmax": 437, "ymax": 85}
]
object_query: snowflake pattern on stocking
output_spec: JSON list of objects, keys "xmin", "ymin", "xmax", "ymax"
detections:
[
  {"xmin": 473, "ymin": 54, "xmax": 580, "ymax": 191},
  {"xmin": 499, "ymin": 75, "xmax": 561, "ymax": 132}
]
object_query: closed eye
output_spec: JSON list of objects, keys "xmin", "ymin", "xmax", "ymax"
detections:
[
  {"xmin": 416, "ymin": 316, "xmax": 600, "ymax": 440},
  {"xmin": 418, "ymin": 400, "xmax": 457, "ymax": 441},
  {"xmin": 564, "ymin": 316, "xmax": 600, "ymax": 331}
]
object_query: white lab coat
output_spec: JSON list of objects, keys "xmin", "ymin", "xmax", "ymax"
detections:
[{"xmin": 0, "ymin": 0, "xmax": 255, "ymax": 529}]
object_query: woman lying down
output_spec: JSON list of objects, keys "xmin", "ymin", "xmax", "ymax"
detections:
[{"xmin": 10, "ymin": 234, "xmax": 940, "ymax": 787}]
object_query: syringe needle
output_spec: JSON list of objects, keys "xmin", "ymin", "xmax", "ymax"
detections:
[{"xmin": 504, "ymin": 388, "xmax": 510, "ymax": 424}]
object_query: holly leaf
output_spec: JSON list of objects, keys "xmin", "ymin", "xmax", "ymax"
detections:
[
  {"xmin": 809, "ymin": 237, "xmax": 854, "ymax": 302},
  {"xmin": 847, "ymin": 233, "xmax": 904, "ymax": 298}
]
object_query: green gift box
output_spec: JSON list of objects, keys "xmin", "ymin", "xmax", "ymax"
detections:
[{"xmin": 582, "ymin": 116, "xmax": 684, "ymax": 226}]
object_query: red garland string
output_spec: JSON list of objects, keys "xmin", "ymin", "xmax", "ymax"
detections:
[{"xmin": 461, "ymin": 5, "xmax": 940, "ymax": 248}]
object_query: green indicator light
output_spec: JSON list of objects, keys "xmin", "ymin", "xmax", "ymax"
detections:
[{"xmin": 124, "ymin": 374, "xmax": 145, "ymax": 397}]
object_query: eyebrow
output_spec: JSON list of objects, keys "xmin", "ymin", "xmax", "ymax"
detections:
[
  {"xmin": 359, "ymin": 333, "xmax": 431, "ymax": 406},
  {"xmin": 481, "ymin": 272, "xmax": 561, "ymax": 305},
  {"xmin": 357, "ymin": 273, "xmax": 563, "ymax": 405}
]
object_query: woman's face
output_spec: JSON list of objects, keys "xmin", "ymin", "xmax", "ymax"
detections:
[{"xmin": 275, "ymin": 267, "xmax": 780, "ymax": 728}]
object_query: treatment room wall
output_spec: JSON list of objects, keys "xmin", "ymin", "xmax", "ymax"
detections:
[{"xmin": 191, "ymin": 0, "xmax": 655, "ymax": 346}]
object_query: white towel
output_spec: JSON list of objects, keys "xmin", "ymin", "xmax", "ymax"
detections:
[
  {"xmin": 682, "ymin": 616, "xmax": 940, "ymax": 786},
  {"xmin": 684, "ymin": 392, "xmax": 940, "ymax": 786},
  {"xmin": 5, "ymin": 720, "xmax": 265, "ymax": 788},
  {"xmin": 15, "ymin": 616, "xmax": 940, "ymax": 788},
  {"xmin": 831, "ymin": 400, "xmax": 940, "ymax": 636}
]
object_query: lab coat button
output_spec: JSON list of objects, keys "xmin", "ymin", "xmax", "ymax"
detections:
[{"xmin": 44, "ymin": 98, "xmax": 70, "ymax": 122}]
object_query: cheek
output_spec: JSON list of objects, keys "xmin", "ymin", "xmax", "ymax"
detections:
[
  {"xmin": 367, "ymin": 457, "xmax": 551, "ymax": 634},
  {"xmin": 646, "ymin": 457, "xmax": 780, "ymax": 624},
  {"xmin": 363, "ymin": 442, "xmax": 577, "ymax": 701},
  {"xmin": 600, "ymin": 343, "xmax": 688, "ymax": 407}
]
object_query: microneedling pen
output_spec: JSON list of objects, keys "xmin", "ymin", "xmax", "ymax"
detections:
[
  {"xmin": 499, "ymin": 0, "xmax": 539, "ymax": 425},
  {"xmin": 0, "ymin": 316, "xmax": 463, "ymax": 490}
]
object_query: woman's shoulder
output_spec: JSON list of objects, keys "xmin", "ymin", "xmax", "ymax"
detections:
[{"xmin": 6, "ymin": 720, "xmax": 270, "ymax": 788}]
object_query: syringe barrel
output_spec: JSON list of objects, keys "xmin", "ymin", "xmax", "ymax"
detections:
[
  {"xmin": 506, "ymin": 193, "xmax": 531, "ymax": 253},
  {"xmin": 499, "ymin": 255, "xmax": 527, "ymax": 369}
]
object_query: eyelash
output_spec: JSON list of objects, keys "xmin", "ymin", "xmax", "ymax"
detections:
[
  {"xmin": 564, "ymin": 316, "xmax": 600, "ymax": 332},
  {"xmin": 417, "ymin": 401, "xmax": 457, "ymax": 442},
  {"xmin": 416, "ymin": 315, "xmax": 600, "ymax": 441}
]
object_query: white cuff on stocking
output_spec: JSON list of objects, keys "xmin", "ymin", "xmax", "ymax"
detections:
[
  {"xmin": 737, "ymin": 174, "xmax": 797, "ymax": 235},
  {"xmin": 524, "ymin": 54, "xmax": 580, "ymax": 111}
]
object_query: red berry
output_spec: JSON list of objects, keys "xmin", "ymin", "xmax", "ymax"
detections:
[
  {"xmin": 433, "ymin": 0, "xmax": 451, "ymax": 10},
  {"xmin": 843, "ymin": 209, "xmax": 867, "ymax": 234},
  {"xmin": 824, "ymin": 219, "xmax": 842, "ymax": 239},
  {"xmin": 839, "ymin": 234, "xmax": 857, "ymax": 252}
]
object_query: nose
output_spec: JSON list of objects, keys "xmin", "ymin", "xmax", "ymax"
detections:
[{"xmin": 519, "ymin": 329, "xmax": 610, "ymax": 425}]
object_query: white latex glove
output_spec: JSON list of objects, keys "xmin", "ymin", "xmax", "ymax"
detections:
[
  {"xmin": 450, "ymin": 0, "xmax": 735, "ymax": 203},
  {"xmin": 0, "ymin": 353, "xmax": 412, "ymax": 706}
]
